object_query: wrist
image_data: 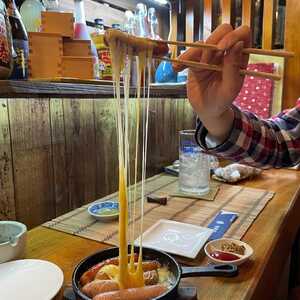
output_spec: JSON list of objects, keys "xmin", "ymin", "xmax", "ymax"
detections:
[{"xmin": 199, "ymin": 107, "xmax": 234, "ymax": 143}]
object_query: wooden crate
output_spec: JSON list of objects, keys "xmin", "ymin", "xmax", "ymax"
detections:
[
  {"xmin": 28, "ymin": 55, "xmax": 62, "ymax": 79},
  {"xmin": 41, "ymin": 11, "xmax": 74, "ymax": 38},
  {"xmin": 29, "ymin": 32, "xmax": 63, "ymax": 58},
  {"xmin": 63, "ymin": 39, "xmax": 92, "ymax": 56},
  {"xmin": 61, "ymin": 56, "xmax": 94, "ymax": 79}
]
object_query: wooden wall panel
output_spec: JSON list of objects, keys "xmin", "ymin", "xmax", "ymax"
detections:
[
  {"xmin": 283, "ymin": 0, "xmax": 300, "ymax": 108},
  {"xmin": 262, "ymin": 0, "xmax": 276, "ymax": 49},
  {"xmin": 221, "ymin": 0, "xmax": 232, "ymax": 25},
  {"xmin": 170, "ymin": 2, "xmax": 178, "ymax": 57},
  {"xmin": 186, "ymin": 0, "xmax": 195, "ymax": 43},
  {"xmin": 203, "ymin": 0, "xmax": 213, "ymax": 40},
  {"xmin": 1, "ymin": 97, "xmax": 194, "ymax": 228},
  {"xmin": 9, "ymin": 99, "xmax": 55, "ymax": 228},
  {"xmin": 242, "ymin": 0, "xmax": 254, "ymax": 28},
  {"xmin": 0, "ymin": 99, "xmax": 15, "ymax": 220},
  {"xmin": 94, "ymin": 99, "xmax": 118, "ymax": 198},
  {"xmin": 63, "ymin": 99, "xmax": 97, "ymax": 209},
  {"xmin": 50, "ymin": 99, "xmax": 69, "ymax": 216}
]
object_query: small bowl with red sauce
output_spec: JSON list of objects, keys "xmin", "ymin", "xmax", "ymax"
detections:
[{"xmin": 204, "ymin": 238, "xmax": 253, "ymax": 266}]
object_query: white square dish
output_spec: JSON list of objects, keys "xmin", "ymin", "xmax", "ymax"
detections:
[{"xmin": 135, "ymin": 219, "xmax": 213, "ymax": 259}]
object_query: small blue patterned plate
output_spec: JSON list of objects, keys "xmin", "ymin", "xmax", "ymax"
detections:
[{"xmin": 88, "ymin": 201, "xmax": 119, "ymax": 222}]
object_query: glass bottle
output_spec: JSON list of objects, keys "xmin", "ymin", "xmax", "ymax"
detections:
[
  {"xmin": 124, "ymin": 10, "xmax": 135, "ymax": 34},
  {"xmin": 5, "ymin": 0, "xmax": 28, "ymax": 79},
  {"xmin": 135, "ymin": 3, "xmax": 149, "ymax": 37},
  {"xmin": 44, "ymin": 0, "xmax": 59, "ymax": 11},
  {"xmin": 111, "ymin": 23, "xmax": 121, "ymax": 30},
  {"xmin": 73, "ymin": 0, "xmax": 99, "ymax": 79},
  {"xmin": 0, "ymin": 0, "xmax": 13, "ymax": 78},
  {"xmin": 148, "ymin": 7, "xmax": 160, "ymax": 40},
  {"xmin": 20, "ymin": 0, "xmax": 45, "ymax": 32},
  {"xmin": 91, "ymin": 18, "xmax": 112, "ymax": 80}
]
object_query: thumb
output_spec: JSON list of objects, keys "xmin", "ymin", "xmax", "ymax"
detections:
[{"xmin": 222, "ymin": 41, "xmax": 247, "ymax": 90}]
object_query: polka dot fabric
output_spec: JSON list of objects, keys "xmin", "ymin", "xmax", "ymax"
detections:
[{"xmin": 234, "ymin": 63, "xmax": 275, "ymax": 118}]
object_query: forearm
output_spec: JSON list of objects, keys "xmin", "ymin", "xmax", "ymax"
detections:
[{"xmin": 196, "ymin": 105, "xmax": 300, "ymax": 169}]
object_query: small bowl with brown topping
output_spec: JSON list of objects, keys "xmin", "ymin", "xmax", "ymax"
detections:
[{"xmin": 204, "ymin": 238, "xmax": 253, "ymax": 266}]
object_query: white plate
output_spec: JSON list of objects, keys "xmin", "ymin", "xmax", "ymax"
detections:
[
  {"xmin": 135, "ymin": 219, "xmax": 213, "ymax": 259},
  {"xmin": 0, "ymin": 259, "xmax": 64, "ymax": 300}
]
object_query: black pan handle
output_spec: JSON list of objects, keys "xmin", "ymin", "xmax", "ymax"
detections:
[{"xmin": 181, "ymin": 264, "xmax": 238, "ymax": 278}]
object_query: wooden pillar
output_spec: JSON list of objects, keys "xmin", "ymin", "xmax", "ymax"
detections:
[
  {"xmin": 283, "ymin": 0, "xmax": 300, "ymax": 108},
  {"xmin": 186, "ymin": 0, "xmax": 194, "ymax": 42},
  {"xmin": 242, "ymin": 0, "xmax": 254, "ymax": 27},
  {"xmin": 169, "ymin": 2, "xmax": 178, "ymax": 57},
  {"xmin": 203, "ymin": 0, "xmax": 213, "ymax": 40},
  {"xmin": 221, "ymin": 0, "xmax": 232, "ymax": 25},
  {"xmin": 262, "ymin": 0, "xmax": 276, "ymax": 49}
]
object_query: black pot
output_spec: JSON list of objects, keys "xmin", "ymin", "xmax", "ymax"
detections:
[{"xmin": 72, "ymin": 247, "xmax": 238, "ymax": 300}]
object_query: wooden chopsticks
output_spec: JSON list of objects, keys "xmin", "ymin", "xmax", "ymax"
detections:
[
  {"xmin": 155, "ymin": 56, "xmax": 282, "ymax": 81},
  {"xmin": 154, "ymin": 39, "xmax": 294, "ymax": 58}
]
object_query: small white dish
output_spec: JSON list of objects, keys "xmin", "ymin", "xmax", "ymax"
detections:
[
  {"xmin": 0, "ymin": 259, "xmax": 64, "ymax": 300},
  {"xmin": 0, "ymin": 221, "xmax": 27, "ymax": 263},
  {"xmin": 135, "ymin": 219, "xmax": 213, "ymax": 259},
  {"xmin": 88, "ymin": 201, "xmax": 119, "ymax": 222},
  {"xmin": 205, "ymin": 238, "xmax": 253, "ymax": 266}
]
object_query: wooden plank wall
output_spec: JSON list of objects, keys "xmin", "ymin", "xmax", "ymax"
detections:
[{"xmin": 0, "ymin": 98, "xmax": 195, "ymax": 228}]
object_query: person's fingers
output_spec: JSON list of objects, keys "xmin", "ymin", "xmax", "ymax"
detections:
[
  {"xmin": 172, "ymin": 23, "xmax": 233, "ymax": 72},
  {"xmin": 217, "ymin": 25, "xmax": 251, "ymax": 51},
  {"xmin": 200, "ymin": 23, "xmax": 233, "ymax": 64},
  {"xmin": 222, "ymin": 41, "xmax": 245, "ymax": 96},
  {"xmin": 172, "ymin": 42, "xmax": 203, "ymax": 72}
]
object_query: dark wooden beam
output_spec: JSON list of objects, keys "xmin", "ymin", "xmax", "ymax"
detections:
[{"xmin": 0, "ymin": 81, "xmax": 187, "ymax": 99}]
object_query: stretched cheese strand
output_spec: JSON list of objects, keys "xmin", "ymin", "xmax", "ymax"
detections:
[
  {"xmin": 109, "ymin": 34, "xmax": 153, "ymax": 290},
  {"xmin": 129, "ymin": 53, "xmax": 142, "ymax": 274},
  {"xmin": 110, "ymin": 38, "xmax": 128, "ymax": 289}
]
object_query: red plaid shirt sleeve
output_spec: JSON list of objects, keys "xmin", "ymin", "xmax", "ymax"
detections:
[{"xmin": 195, "ymin": 101, "xmax": 300, "ymax": 168}]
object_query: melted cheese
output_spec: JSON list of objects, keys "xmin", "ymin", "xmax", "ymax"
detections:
[{"xmin": 108, "ymin": 31, "xmax": 153, "ymax": 289}]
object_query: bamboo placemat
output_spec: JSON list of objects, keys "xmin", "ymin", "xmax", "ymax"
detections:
[{"xmin": 44, "ymin": 173, "xmax": 274, "ymax": 248}]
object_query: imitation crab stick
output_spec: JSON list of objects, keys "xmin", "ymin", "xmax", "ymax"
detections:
[
  {"xmin": 135, "ymin": 261, "xmax": 161, "ymax": 272},
  {"xmin": 93, "ymin": 284, "xmax": 167, "ymax": 300},
  {"xmin": 82, "ymin": 280, "xmax": 119, "ymax": 298}
]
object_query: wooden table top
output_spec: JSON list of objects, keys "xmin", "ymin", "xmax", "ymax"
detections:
[{"xmin": 25, "ymin": 169, "xmax": 300, "ymax": 300}]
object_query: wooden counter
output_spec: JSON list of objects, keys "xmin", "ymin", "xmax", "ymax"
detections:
[{"xmin": 26, "ymin": 168, "xmax": 300, "ymax": 300}]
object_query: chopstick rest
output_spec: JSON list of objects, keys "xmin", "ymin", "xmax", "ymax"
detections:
[{"xmin": 147, "ymin": 194, "xmax": 168, "ymax": 205}]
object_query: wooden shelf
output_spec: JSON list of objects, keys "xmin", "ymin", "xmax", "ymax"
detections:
[{"xmin": 0, "ymin": 80, "xmax": 187, "ymax": 99}]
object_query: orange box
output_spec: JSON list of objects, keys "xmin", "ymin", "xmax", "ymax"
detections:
[
  {"xmin": 29, "ymin": 32, "xmax": 63, "ymax": 58},
  {"xmin": 41, "ymin": 11, "xmax": 74, "ymax": 38},
  {"xmin": 28, "ymin": 55, "xmax": 62, "ymax": 79},
  {"xmin": 61, "ymin": 56, "xmax": 94, "ymax": 79},
  {"xmin": 63, "ymin": 39, "xmax": 92, "ymax": 56}
]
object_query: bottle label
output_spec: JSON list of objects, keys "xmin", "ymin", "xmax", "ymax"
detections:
[
  {"xmin": 99, "ymin": 49, "xmax": 112, "ymax": 80},
  {"xmin": 0, "ymin": 13, "xmax": 10, "ymax": 68},
  {"xmin": 10, "ymin": 38, "xmax": 28, "ymax": 79}
]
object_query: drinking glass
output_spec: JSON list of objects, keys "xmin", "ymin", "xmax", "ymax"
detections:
[{"xmin": 179, "ymin": 130, "xmax": 210, "ymax": 194}]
